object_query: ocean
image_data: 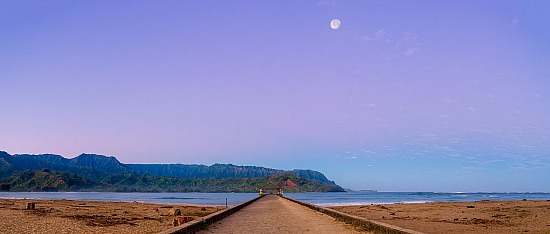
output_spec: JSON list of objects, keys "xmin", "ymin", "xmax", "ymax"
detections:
[{"xmin": 1, "ymin": 191, "xmax": 549, "ymax": 206}]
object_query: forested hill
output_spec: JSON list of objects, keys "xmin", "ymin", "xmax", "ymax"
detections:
[
  {"xmin": 126, "ymin": 164, "xmax": 335, "ymax": 185},
  {"xmin": 0, "ymin": 151, "xmax": 344, "ymax": 192}
]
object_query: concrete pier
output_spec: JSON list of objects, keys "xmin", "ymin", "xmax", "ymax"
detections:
[
  {"xmin": 161, "ymin": 194, "xmax": 423, "ymax": 234},
  {"xmin": 197, "ymin": 195, "xmax": 363, "ymax": 234}
]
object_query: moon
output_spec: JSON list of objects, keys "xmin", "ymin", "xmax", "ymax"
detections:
[{"xmin": 330, "ymin": 19, "xmax": 341, "ymax": 30}]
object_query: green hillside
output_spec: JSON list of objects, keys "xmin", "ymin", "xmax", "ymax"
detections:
[
  {"xmin": 0, "ymin": 151, "xmax": 345, "ymax": 193},
  {"xmin": 0, "ymin": 170, "xmax": 344, "ymax": 192},
  {"xmin": 0, "ymin": 169, "xmax": 99, "ymax": 192}
]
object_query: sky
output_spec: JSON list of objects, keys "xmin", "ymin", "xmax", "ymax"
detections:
[{"xmin": 1, "ymin": 0, "xmax": 550, "ymax": 192}]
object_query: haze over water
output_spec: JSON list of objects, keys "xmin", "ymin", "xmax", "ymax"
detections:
[{"xmin": 2, "ymin": 1, "xmax": 549, "ymax": 192}]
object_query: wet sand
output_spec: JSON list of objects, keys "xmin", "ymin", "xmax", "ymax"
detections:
[
  {"xmin": 0, "ymin": 198, "xmax": 222, "ymax": 234},
  {"xmin": 331, "ymin": 200, "xmax": 550, "ymax": 234}
]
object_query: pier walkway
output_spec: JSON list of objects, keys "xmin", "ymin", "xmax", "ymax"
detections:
[{"xmin": 197, "ymin": 195, "xmax": 365, "ymax": 234}]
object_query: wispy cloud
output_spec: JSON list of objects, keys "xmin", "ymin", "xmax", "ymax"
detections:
[
  {"xmin": 399, "ymin": 33, "xmax": 420, "ymax": 56},
  {"xmin": 363, "ymin": 103, "xmax": 377, "ymax": 108},
  {"xmin": 402, "ymin": 32, "xmax": 419, "ymax": 43},
  {"xmin": 404, "ymin": 47, "xmax": 419, "ymax": 56},
  {"xmin": 317, "ymin": 0, "xmax": 338, "ymax": 7},
  {"xmin": 512, "ymin": 18, "xmax": 520, "ymax": 28},
  {"xmin": 354, "ymin": 29, "xmax": 389, "ymax": 42},
  {"xmin": 462, "ymin": 166, "xmax": 483, "ymax": 171},
  {"xmin": 356, "ymin": 31, "xmax": 422, "ymax": 57}
]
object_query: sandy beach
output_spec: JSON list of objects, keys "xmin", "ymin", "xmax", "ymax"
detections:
[
  {"xmin": 0, "ymin": 198, "xmax": 222, "ymax": 234},
  {"xmin": 2, "ymin": 197, "xmax": 550, "ymax": 234},
  {"xmin": 331, "ymin": 200, "xmax": 550, "ymax": 234}
]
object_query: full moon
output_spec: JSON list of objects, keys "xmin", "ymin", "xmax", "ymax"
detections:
[{"xmin": 330, "ymin": 19, "xmax": 341, "ymax": 30}]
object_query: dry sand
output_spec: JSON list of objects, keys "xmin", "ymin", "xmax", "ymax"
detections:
[
  {"xmin": 3, "ymin": 197, "xmax": 549, "ymax": 234},
  {"xmin": 0, "ymin": 198, "xmax": 222, "ymax": 234},
  {"xmin": 331, "ymin": 200, "xmax": 550, "ymax": 234}
]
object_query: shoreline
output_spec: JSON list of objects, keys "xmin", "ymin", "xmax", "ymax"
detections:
[
  {"xmin": 0, "ymin": 191, "xmax": 259, "ymax": 206},
  {"xmin": 0, "ymin": 197, "xmax": 224, "ymax": 207}
]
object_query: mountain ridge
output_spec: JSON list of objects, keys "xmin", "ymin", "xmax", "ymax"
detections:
[{"xmin": 0, "ymin": 151, "xmax": 344, "ymax": 192}]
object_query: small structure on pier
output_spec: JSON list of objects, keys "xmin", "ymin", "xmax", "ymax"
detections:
[{"xmin": 259, "ymin": 183, "xmax": 283, "ymax": 196}]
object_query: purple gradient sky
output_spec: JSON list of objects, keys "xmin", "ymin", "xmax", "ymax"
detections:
[{"xmin": 2, "ymin": 1, "xmax": 550, "ymax": 192}]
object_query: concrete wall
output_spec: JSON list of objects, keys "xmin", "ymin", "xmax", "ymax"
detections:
[
  {"xmin": 158, "ymin": 195, "xmax": 264, "ymax": 234},
  {"xmin": 283, "ymin": 196, "xmax": 425, "ymax": 234}
]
